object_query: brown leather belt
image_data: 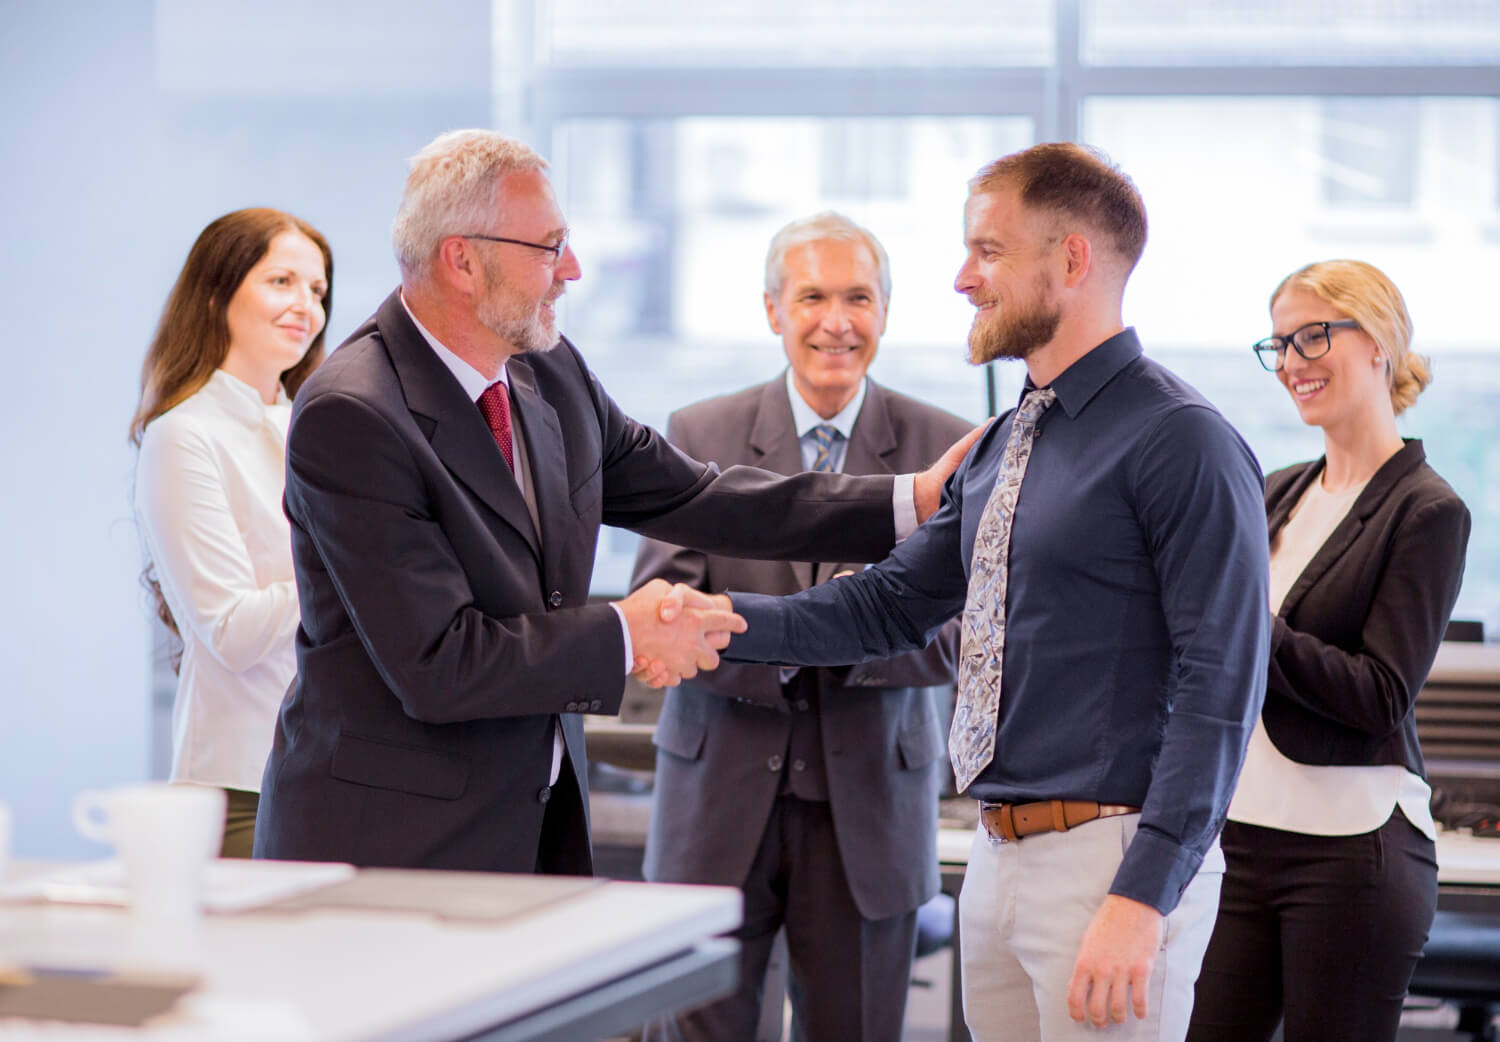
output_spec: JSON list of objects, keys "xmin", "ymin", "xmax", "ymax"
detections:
[{"xmin": 979, "ymin": 799, "xmax": 1141, "ymax": 843}]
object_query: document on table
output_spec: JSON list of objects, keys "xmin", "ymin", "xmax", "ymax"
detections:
[{"xmin": 0, "ymin": 859, "xmax": 355, "ymax": 913}]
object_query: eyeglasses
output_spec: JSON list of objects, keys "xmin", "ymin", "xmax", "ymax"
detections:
[
  {"xmin": 461, "ymin": 232, "xmax": 568, "ymax": 262},
  {"xmin": 1251, "ymin": 319, "xmax": 1361, "ymax": 372}
]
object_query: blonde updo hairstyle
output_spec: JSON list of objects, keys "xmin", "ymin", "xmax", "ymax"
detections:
[{"xmin": 1270, "ymin": 259, "xmax": 1430, "ymax": 416}]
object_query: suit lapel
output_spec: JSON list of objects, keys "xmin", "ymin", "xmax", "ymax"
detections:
[
  {"xmin": 1274, "ymin": 441, "xmax": 1425, "ymax": 617},
  {"xmin": 506, "ymin": 358, "xmax": 568, "ymax": 585},
  {"xmin": 377, "ymin": 292, "xmax": 541, "ymax": 562},
  {"xmin": 812, "ymin": 381, "xmax": 898, "ymax": 586}
]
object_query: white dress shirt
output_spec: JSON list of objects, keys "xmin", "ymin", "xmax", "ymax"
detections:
[
  {"xmin": 1228, "ymin": 476, "xmax": 1437, "ymax": 839},
  {"xmin": 134, "ymin": 369, "xmax": 298, "ymax": 791}
]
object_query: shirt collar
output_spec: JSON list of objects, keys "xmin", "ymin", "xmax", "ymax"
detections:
[
  {"xmin": 784, "ymin": 368, "xmax": 866, "ymax": 440},
  {"xmin": 400, "ymin": 291, "xmax": 503, "ymax": 403},
  {"xmin": 1023, "ymin": 327, "xmax": 1142, "ymax": 419},
  {"xmin": 206, "ymin": 368, "xmax": 289, "ymax": 423}
]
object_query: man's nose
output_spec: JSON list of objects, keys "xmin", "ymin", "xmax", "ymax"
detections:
[
  {"xmin": 820, "ymin": 299, "xmax": 852, "ymax": 333},
  {"xmin": 556, "ymin": 243, "xmax": 582, "ymax": 282},
  {"xmin": 954, "ymin": 258, "xmax": 977, "ymax": 295}
]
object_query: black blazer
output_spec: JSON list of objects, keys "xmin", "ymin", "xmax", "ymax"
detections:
[
  {"xmin": 254, "ymin": 291, "xmax": 898, "ymax": 873},
  {"xmin": 1263, "ymin": 439, "xmax": 1470, "ymax": 771}
]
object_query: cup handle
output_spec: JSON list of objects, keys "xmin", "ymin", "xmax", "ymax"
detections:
[{"xmin": 72, "ymin": 790, "xmax": 113, "ymax": 843}]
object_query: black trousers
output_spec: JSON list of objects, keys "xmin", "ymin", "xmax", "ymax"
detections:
[
  {"xmin": 1187, "ymin": 810, "xmax": 1437, "ymax": 1042},
  {"xmin": 643, "ymin": 795, "xmax": 919, "ymax": 1042}
]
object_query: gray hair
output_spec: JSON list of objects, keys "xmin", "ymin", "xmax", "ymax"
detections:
[
  {"xmin": 764, "ymin": 211, "xmax": 892, "ymax": 303},
  {"xmin": 391, "ymin": 129, "xmax": 548, "ymax": 283}
]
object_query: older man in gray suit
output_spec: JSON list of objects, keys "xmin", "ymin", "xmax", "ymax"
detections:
[{"xmin": 633, "ymin": 213, "xmax": 972, "ymax": 1041}]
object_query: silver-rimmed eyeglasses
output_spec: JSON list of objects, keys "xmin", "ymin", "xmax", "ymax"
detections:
[{"xmin": 1252, "ymin": 319, "xmax": 1360, "ymax": 372}]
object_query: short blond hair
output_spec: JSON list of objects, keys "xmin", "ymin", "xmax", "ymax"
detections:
[
  {"xmin": 392, "ymin": 130, "xmax": 548, "ymax": 283},
  {"xmin": 1272, "ymin": 259, "xmax": 1429, "ymax": 416}
]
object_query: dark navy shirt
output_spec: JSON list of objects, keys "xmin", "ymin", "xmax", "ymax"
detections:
[{"xmin": 728, "ymin": 330, "xmax": 1270, "ymax": 913}]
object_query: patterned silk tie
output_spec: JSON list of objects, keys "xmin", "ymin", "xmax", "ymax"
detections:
[
  {"xmin": 478, "ymin": 380, "xmax": 514, "ymax": 471},
  {"xmin": 949, "ymin": 387, "xmax": 1057, "ymax": 793},
  {"xmin": 809, "ymin": 423, "xmax": 841, "ymax": 473}
]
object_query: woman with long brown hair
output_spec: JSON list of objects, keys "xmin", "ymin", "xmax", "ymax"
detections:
[
  {"xmin": 1188, "ymin": 259, "xmax": 1470, "ymax": 1041},
  {"xmin": 131, "ymin": 208, "xmax": 332, "ymax": 857}
]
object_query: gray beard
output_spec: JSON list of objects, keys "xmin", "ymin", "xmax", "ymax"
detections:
[{"xmin": 476, "ymin": 276, "xmax": 559, "ymax": 355}]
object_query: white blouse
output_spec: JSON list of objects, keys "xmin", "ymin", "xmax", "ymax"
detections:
[
  {"xmin": 1228, "ymin": 475, "xmax": 1436, "ymax": 839},
  {"xmin": 134, "ymin": 369, "xmax": 299, "ymax": 791}
]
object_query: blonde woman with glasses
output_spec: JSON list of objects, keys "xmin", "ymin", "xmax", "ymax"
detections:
[{"xmin": 1188, "ymin": 260, "xmax": 1470, "ymax": 1042}]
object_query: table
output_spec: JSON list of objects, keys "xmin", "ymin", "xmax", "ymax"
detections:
[
  {"xmin": 0, "ymin": 865, "xmax": 742, "ymax": 1041},
  {"xmin": 936, "ymin": 826, "xmax": 1500, "ymax": 1042}
]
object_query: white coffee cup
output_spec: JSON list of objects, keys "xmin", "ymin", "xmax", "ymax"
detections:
[{"xmin": 72, "ymin": 783, "xmax": 225, "ymax": 922}]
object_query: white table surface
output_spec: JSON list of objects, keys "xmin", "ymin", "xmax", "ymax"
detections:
[{"xmin": 0, "ymin": 867, "xmax": 741, "ymax": 1041}]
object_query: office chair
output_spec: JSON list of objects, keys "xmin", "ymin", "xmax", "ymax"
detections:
[{"xmin": 1407, "ymin": 909, "xmax": 1500, "ymax": 1041}]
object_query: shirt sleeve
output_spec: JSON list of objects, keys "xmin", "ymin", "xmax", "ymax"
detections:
[
  {"xmin": 1109, "ymin": 405, "xmax": 1271, "ymax": 913},
  {"xmin": 728, "ymin": 461, "xmax": 971, "ymax": 669},
  {"xmin": 134, "ymin": 417, "xmax": 300, "ymax": 673},
  {"xmin": 893, "ymin": 473, "xmax": 918, "ymax": 541}
]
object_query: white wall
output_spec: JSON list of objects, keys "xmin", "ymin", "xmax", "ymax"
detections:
[
  {"xmin": 0, "ymin": 2, "xmax": 159, "ymax": 856},
  {"xmin": 0, "ymin": 0, "xmax": 491, "ymax": 855}
]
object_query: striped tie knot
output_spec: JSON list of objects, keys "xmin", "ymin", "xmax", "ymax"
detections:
[{"xmin": 809, "ymin": 423, "xmax": 841, "ymax": 473}]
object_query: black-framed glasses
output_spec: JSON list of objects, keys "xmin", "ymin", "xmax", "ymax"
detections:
[
  {"xmin": 1251, "ymin": 319, "xmax": 1361, "ymax": 372},
  {"xmin": 461, "ymin": 232, "xmax": 568, "ymax": 262}
]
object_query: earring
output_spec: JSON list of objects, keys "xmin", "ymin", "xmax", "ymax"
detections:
[{"xmin": 1372, "ymin": 354, "xmax": 1382, "ymax": 366}]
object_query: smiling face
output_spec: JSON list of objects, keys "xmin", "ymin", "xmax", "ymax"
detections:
[
  {"xmin": 470, "ymin": 167, "xmax": 582, "ymax": 354},
  {"xmin": 954, "ymin": 187, "xmax": 1063, "ymax": 366},
  {"xmin": 766, "ymin": 237, "xmax": 887, "ymax": 419},
  {"xmin": 1270, "ymin": 286, "xmax": 1390, "ymax": 434},
  {"xmin": 222, "ymin": 229, "xmax": 328, "ymax": 400}
]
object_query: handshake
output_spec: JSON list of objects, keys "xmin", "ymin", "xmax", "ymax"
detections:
[{"xmin": 617, "ymin": 579, "xmax": 746, "ymax": 689}]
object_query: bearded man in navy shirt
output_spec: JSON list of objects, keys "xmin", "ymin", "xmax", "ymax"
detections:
[{"xmin": 666, "ymin": 144, "xmax": 1270, "ymax": 1042}]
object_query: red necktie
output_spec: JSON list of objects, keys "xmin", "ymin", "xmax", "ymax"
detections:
[{"xmin": 478, "ymin": 381, "xmax": 514, "ymax": 470}]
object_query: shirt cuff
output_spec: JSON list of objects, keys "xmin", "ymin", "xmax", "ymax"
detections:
[
  {"xmin": 893, "ymin": 473, "xmax": 918, "ymax": 542},
  {"xmin": 1108, "ymin": 827, "xmax": 1208, "ymax": 915},
  {"xmin": 609, "ymin": 602, "xmax": 634, "ymax": 675}
]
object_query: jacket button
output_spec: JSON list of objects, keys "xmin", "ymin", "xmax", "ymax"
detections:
[
  {"xmin": 589, "ymin": 700, "xmax": 602, "ymax": 711},
  {"xmin": 549, "ymin": 590, "xmax": 564, "ymax": 608},
  {"xmin": 792, "ymin": 759, "xmax": 806, "ymax": 772},
  {"xmin": 537, "ymin": 786, "xmax": 551, "ymax": 804},
  {"xmin": 766, "ymin": 754, "xmax": 783, "ymax": 772},
  {"xmin": 794, "ymin": 699, "xmax": 810, "ymax": 711}
]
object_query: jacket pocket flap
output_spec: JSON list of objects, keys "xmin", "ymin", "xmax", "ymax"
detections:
[
  {"xmin": 898, "ymin": 717, "xmax": 943, "ymax": 769},
  {"xmin": 331, "ymin": 733, "xmax": 469, "ymax": 800},
  {"xmin": 652, "ymin": 712, "xmax": 708, "ymax": 761}
]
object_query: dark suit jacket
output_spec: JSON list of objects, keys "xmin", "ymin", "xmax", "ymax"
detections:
[
  {"xmin": 1264, "ymin": 439, "xmax": 1470, "ymax": 771},
  {"xmin": 253, "ymin": 291, "xmax": 900, "ymax": 873},
  {"xmin": 633, "ymin": 377, "xmax": 972, "ymax": 921}
]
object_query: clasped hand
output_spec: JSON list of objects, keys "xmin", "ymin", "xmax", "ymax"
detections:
[{"xmin": 616, "ymin": 580, "xmax": 745, "ymax": 688}]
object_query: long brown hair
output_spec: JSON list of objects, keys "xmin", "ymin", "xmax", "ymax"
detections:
[{"xmin": 131, "ymin": 208, "xmax": 333, "ymax": 650}]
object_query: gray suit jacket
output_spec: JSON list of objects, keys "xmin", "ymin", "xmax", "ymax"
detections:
[{"xmin": 633, "ymin": 376, "xmax": 972, "ymax": 920}]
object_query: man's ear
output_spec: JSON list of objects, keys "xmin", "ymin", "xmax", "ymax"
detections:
[
  {"xmin": 1060, "ymin": 232, "xmax": 1093, "ymax": 289},
  {"xmin": 764, "ymin": 291, "xmax": 782, "ymax": 335},
  {"xmin": 437, "ymin": 236, "xmax": 481, "ymax": 295}
]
